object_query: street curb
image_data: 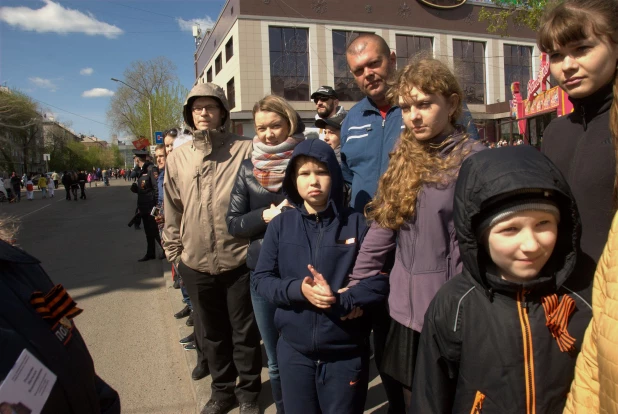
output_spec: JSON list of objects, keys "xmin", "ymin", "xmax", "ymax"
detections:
[{"xmin": 163, "ymin": 268, "xmax": 210, "ymax": 414}]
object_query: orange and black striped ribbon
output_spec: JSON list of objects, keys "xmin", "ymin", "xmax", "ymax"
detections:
[
  {"xmin": 541, "ymin": 294, "xmax": 576, "ymax": 353},
  {"xmin": 30, "ymin": 284, "xmax": 82, "ymax": 323}
]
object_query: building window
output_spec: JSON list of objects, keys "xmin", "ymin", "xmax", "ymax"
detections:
[
  {"xmin": 226, "ymin": 37, "xmax": 234, "ymax": 62},
  {"xmin": 395, "ymin": 35, "xmax": 433, "ymax": 68},
  {"xmin": 453, "ymin": 39, "xmax": 486, "ymax": 104},
  {"xmin": 207, "ymin": 68, "xmax": 212, "ymax": 83},
  {"xmin": 332, "ymin": 30, "xmax": 371, "ymax": 101},
  {"xmin": 227, "ymin": 78, "xmax": 236, "ymax": 110},
  {"xmin": 269, "ymin": 26, "xmax": 310, "ymax": 101},
  {"xmin": 504, "ymin": 44, "xmax": 532, "ymax": 101},
  {"xmin": 215, "ymin": 53, "xmax": 223, "ymax": 74}
]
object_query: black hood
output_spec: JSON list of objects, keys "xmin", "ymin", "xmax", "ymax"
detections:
[
  {"xmin": 282, "ymin": 139, "xmax": 344, "ymax": 215},
  {"xmin": 454, "ymin": 146, "xmax": 581, "ymax": 294}
]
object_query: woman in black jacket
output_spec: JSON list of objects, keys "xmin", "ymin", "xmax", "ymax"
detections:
[
  {"xmin": 227, "ymin": 95, "xmax": 305, "ymax": 413},
  {"xmin": 538, "ymin": 0, "xmax": 618, "ymax": 265}
]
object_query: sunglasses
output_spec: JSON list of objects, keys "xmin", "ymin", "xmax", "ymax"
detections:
[{"xmin": 313, "ymin": 96, "xmax": 331, "ymax": 103}]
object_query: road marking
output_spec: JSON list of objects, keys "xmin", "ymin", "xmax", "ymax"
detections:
[{"xmin": 17, "ymin": 204, "xmax": 50, "ymax": 219}]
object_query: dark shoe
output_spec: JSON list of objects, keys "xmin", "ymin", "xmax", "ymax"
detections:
[
  {"xmin": 179, "ymin": 332, "xmax": 195, "ymax": 344},
  {"xmin": 192, "ymin": 364, "xmax": 210, "ymax": 381},
  {"xmin": 239, "ymin": 402, "xmax": 260, "ymax": 414},
  {"xmin": 137, "ymin": 255, "xmax": 155, "ymax": 262},
  {"xmin": 200, "ymin": 398, "xmax": 237, "ymax": 414},
  {"xmin": 174, "ymin": 305, "xmax": 191, "ymax": 319},
  {"xmin": 186, "ymin": 311, "xmax": 194, "ymax": 326},
  {"xmin": 184, "ymin": 342, "xmax": 196, "ymax": 351},
  {"xmin": 173, "ymin": 277, "xmax": 180, "ymax": 289}
]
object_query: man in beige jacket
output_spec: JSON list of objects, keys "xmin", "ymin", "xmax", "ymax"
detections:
[{"xmin": 163, "ymin": 83, "xmax": 261, "ymax": 414}]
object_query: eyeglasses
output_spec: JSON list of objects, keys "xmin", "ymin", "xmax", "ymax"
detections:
[
  {"xmin": 313, "ymin": 96, "xmax": 331, "ymax": 104},
  {"xmin": 192, "ymin": 105, "xmax": 220, "ymax": 114}
]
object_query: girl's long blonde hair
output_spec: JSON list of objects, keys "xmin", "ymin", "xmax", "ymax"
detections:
[
  {"xmin": 366, "ymin": 58, "xmax": 471, "ymax": 230},
  {"xmin": 538, "ymin": 0, "xmax": 618, "ymax": 205}
]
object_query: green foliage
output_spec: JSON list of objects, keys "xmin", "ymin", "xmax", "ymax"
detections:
[
  {"xmin": 478, "ymin": 0, "xmax": 561, "ymax": 36},
  {"xmin": 47, "ymin": 142, "xmax": 124, "ymax": 171}
]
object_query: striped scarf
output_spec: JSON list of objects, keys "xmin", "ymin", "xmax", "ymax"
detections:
[{"xmin": 252, "ymin": 134, "xmax": 304, "ymax": 192}]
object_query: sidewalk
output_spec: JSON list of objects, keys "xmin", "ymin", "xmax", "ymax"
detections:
[{"xmin": 162, "ymin": 269, "xmax": 389, "ymax": 414}]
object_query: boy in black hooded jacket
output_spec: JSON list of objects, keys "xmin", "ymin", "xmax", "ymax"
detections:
[
  {"xmin": 410, "ymin": 146, "xmax": 594, "ymax": 413},
  {"xmin": 253, "ymin": 139, "xmax": 389, "ymax": 414}
]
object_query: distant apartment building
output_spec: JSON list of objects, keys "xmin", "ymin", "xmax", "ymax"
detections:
[
  {"xmin": 193, "ymin": 0, "xmax": 539, "ymax": 142},
  {"xmin": 81, "ymin": 135, "xmax": 108, "ymax": 149}
]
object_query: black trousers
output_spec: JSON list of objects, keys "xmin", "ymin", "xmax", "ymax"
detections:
[
  {"xmin": 372, "ymin": 304, "xmax": 405, "ymax": 413},
  {"xmin": 65, "ymin": 186, "xmax": 71, "ymax": 200},
  {"xmin": 140, "ymin": 211, "xmax": 161, "ymax": 257},
  {"xmin": 79, "ymin": 182, "xmax": 86, "ymax": 199},
  {"xmin": 178, "ymin": 262, "xmax": 261, "ymax": 403},
  {"xmin": 70, "ymin": 185, "xmax": 78, "ymax": 200}
]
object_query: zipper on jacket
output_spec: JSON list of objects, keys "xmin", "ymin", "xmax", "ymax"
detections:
[
  {"xmin": 194, "ymin": 167, "xmax": 200, "ymax": 201},
  {"xmin": 517, "ymin": 289, "xmax": 536, "ymax": 414},
  {"xmin": 470, "ymin": 391, "xmax": 485, "ymax": 414},
  {"xmin": 310, "ymin": 214, "xmax": 325, "ymax": 353}
]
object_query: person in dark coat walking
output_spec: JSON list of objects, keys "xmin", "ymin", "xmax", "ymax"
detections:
[
  {"xmin": 131, "ymin": 149, "xmax": 161, "ymax": 261},
  {"xmin": 411, "ymin": 146, "xmax": 594, "ymax": 413},
  {"xmin": 77, "ymin": 170, "xmax": 87, "ymax": 200},
  {"xmin": 61, "ymin": 171, "xmax": 72, "ymax": 201},
  {"xmin": 0, "ymin": 222, "xmax": 121, "ymax": 414}
]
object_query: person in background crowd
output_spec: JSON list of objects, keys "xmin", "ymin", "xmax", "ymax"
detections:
[
  {"xmin": 88, "ymin": 172, "xmax": 93, "ymax": 187},
  {"xmin": 304, "ymin": 86, "xmax": 347, "ymax": 141},
  {"xmin": 70, "ymin": 171, "xmax": 79, "ymax": 201},
  {"xmin": 47, "ymin": 173, "xmax": 55, "ymax": 198},
  {"xmin": 344, "ymin": 58, "xmax": 485, "ymax": 411},
  {"xmin": 160, "ymin": 129, "xmax": 195, "ymax": 339},
  {"xmin": 131, "ymin": 149, "xmax": 161, "ymax": 262},
  {"xmin": 21, "ymin": 172, "xmax": 27, "ymax": 189},
  {"xmin": 25, "ymin": 175, "xmax": 34, "ymax": 201},
  {"xmin": 10, "ymin": 172, "xmax": 21, "ymax": 202},
  {"xmin": 164, "ymin": 128, "xmax": 179, "ymax": 155},
  {"xmin": 37, "ymin": 174, "xmax": 48, "ymax": 199},
  {"xmin": 62, "ymin": 171, "xmax": 72, "ymax": 200},
  {"xmin": 51, "ymin": 171, "xmax": 59, "ymax": 189},
  {"xmin": 78, "ymin": 170, "xmax": 87, "ymax": 200},
  {"xmin": 163, "ymin": 83, "xmax": 261, "ymax": 414},
  {"xmin": 412, "ymin": 146, "xmax": 593, "ymax": 413},
  {"xmin": 539, "ymin": 0, "xmax": 618, "ymax": 265},
  {"xmin": 312, "ymin": 85, "xmax": 347, "ymax": 120},
  {"xmin": 227, "ymin": 94, "xmax": 305, "ymax": 413},
  {"xmin": 315, "ymin": 112, "xmax": 346, "ymax": 164},
  {"xmin": 253, "ymin": 139, "xmax": 389, "ymax": 414}
]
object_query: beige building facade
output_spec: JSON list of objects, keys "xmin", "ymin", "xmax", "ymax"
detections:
[{"xmin": 194, "ymin": 0, "xmax": 539, "ymax": 141}]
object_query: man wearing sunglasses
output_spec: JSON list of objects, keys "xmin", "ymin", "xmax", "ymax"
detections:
[{"xmin": 305, "ymin": 86, "xmax": 348, "ymax": 140}]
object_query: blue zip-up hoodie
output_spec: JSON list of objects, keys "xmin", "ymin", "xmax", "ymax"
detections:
[
  {"xmin": 253, "ymin": 139, "xmax": 389, "ymax": 357},
  {"xmin": 341, "ymin": 97, "xmax": 479, "ymax": 212}
]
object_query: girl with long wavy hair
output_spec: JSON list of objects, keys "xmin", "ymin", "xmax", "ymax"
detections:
[
  {"xmin": 538, "ymin": 0, "xmax": 618, "ymax": 265},
  {"xmin": 345, "ymin": 57, "xmax": 485, "ymax": 410}
]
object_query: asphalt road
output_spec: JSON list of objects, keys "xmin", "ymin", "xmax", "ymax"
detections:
[{"xmin": 1, "ymin": 179, "xmax": 388, "ymax": 414}]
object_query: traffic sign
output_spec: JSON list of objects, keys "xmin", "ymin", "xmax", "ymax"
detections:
[
  {"xmin": 155, "ymin": 131, "xmax": 163, "ymax": 144},
  {"xmin": 43, "ymin": 154, "xmax": 51, "ymax": 161}
]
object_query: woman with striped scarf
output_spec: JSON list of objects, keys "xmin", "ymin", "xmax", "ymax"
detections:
[{"xmin": 227, "ymin": 95, "xmax": 305, "ymax": 413}]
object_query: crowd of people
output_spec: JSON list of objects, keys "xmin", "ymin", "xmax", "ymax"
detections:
[
  {"xmin": 126, "ymin": 2, "xmax": 618, "ymax": 412},
  {"xmin": 1, "ymin": 0, "xmax": 617, "ymax": 413}
]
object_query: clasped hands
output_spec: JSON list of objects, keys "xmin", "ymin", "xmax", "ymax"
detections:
[{"xmin": 301, "ymin": 265, "xmax": 363, "ymax": 321}]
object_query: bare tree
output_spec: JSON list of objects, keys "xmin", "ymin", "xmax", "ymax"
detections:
[{"xmin": 107, "ymin": 56, "xmax": 187, "ymax": 139}]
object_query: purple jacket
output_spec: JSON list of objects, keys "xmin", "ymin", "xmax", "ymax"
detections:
[{"xmin": 348, "ymin": 133, "xmax": 485, "ymax": 332}]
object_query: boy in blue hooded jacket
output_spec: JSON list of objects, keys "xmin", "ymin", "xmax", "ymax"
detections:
[{"xmin": 253, "ymin": 139, "xmax": 389, "ymax": 414}]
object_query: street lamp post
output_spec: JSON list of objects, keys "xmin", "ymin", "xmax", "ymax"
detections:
[{"xmin": 111, "ymin": 78, "xmax": 154, "ymax": 145}]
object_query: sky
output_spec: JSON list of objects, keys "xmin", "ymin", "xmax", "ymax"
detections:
[{"xmin": 0, "ymin": 0, "xmax": 225, "ymax": 143}]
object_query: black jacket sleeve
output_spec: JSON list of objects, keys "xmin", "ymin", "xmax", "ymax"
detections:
[
  {"xmin": 226, "ymin": 164, "xmax": 268, "ymax": 239},
  {"xmin": 410, "ymin": 295, "xmax": 461, "ymax": 414}
]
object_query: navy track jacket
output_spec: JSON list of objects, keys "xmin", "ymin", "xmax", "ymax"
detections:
[{"xmin": 253, "ymin": 139, "xmax": 389, "ymax": 357}]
